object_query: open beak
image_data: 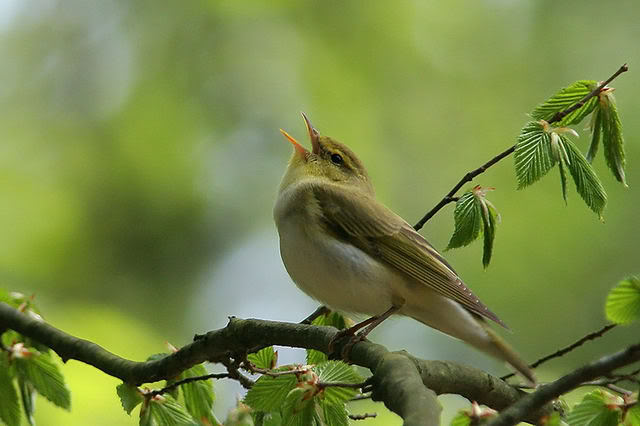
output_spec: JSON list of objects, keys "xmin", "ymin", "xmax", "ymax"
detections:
[
  {"xmin": 279, "ymin": 129, "xmax": 309, "ymax": 158},
  {"xmin": 301, "ymin": 112, "xmax": 320, "ymax": 154}
]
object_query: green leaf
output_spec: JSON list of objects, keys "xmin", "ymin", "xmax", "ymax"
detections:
[
  {"xmin": 248, "ymin": 347, "xmax": 277, "ymax": 370},
  {"xmin": 625, "ymin": 403, "xmax": 640, "ymax": 426},
  {"xmin": 253, "ymin": 411, "xmax": 282, "ymax": 426},
  {"xmin": 244, "ymin": 374, "xmax": 297, "ymax": 412},
  {"xmin": 18, "ymin": 377, "xmax": 36, "ymax": 425},
  {"xmin": 446, "ymin": 192, "xmax": 483, "ymax": 249},
  {"xmin": 605, "ymin": 276, "xmax": 640, "ymax": 324},
  {"xmin": 281, "ymin": 387, "xmax": 316, "ymax": 426},
  {"xmin": 480, "ymin": 198, "xmax": 498, "ymax": 269},
  {"xmin": 139, "ymin": 394, "xmax": 198, "ymax": 426},
  {"xmin": 587, "ymin": 107, "xmax": 602, "ymax": 163},
  {"xmin": 306, "ymin": 312, "xmax": 348, "ymax": 365},
  {"xmin": 450, "ymin": 411, "xmax": 471, "ymax": 426},
  {"xmin": 180, "ymin": 363, "xmax": 216, "ymax": 425},
  {"xmin": 515, "ymin": 121, "xmax": 556, "ymax": 189},
  {"xmin": 543, "ymin": 412, "xmax": 568, "ymax": 426},
  {"xmin": 563, "ymin": 137, "xmax": 607, "ymax": 217},
  {"xmin": 599, "ymin": 91, "xmax": 627, "ymax": 186},
  {"xmin": 313, "ymin": 361, "xmax": 363, "ymax": 405},
  {"xmin": 558, "ymin": 155, "xmax": 569, "ymax": 203},
  {"xmin": 117, "ymin": 383, "xmax": 144, "ymax": 415},
  {"xmin": 566, "ymin": 389, "xmax": 622, "ymax": 426},
  {"xmin": 320, "ymin": 400, "xmax": 348, "ymax": 426},
  {"xmin": 0, "ymin": 354, "xmax": 21, "ymax": 426},
  {"xmin": 531, "ymin": 80, "xmax": 598, "ymax": 126},
  {"xmin": 14, "ymin": 351, "xmax": 71, "ymax": 410},
  {"xmin": 224, "ymin": 401, "xmax": 254, "ymax": 426}
]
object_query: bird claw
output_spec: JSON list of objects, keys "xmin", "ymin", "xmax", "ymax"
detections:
[{"xmin": 328, "ymin": 330, "xmax": 369, "ymax": 362}]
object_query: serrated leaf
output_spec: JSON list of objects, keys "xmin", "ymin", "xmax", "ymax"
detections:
[
  {"xmin": 180, "ymin": 363, "xmax": 216, "ymax": 425},
  {"xmin": 117, "ymin": 383, "xmax": 144, "ymax": 415},
  {"xmin": 0, "ymin": 355, "xmax": 21, "ymax": 426},
  {"xmin": 558, "ymin": 155, "xmax": 569, "ymax": 203},
  {"xmin": 313, "ymin": 361, "xmax": 363, "ymax": 404},
  {"xmin": 244, "ymin": 374, "xmax": 297, "ymax": 412},
  {"xmin": 587, "ymin": 107, "xmax": 602, "ymax": 163},
  {"xmin": 248, "ymin": 347, "xmax": 277, "ymax": 370},
  {"xmin": 515, "ymin": 121, "xmax": 556, "ymax": 189},
  {"xmin": 563, "ymin": 137, "xmax": 607, "ymax": 217},
  {"xmin": 18, "ymin": 377, "xmax": 35, "ymax": 425},
  {"xmin": 450, "ymin": 412, "xmax": 472, "ymax": 426},
  {"xmin": 320, "ymin": 400, "xmax": 348, "ymax": 426},
  {"xmin": 140, "ymin": 394, "xmax": 198, "ymax": 426},
  {"xmin": 306, "ymin": 350, "xmax": 327, "ymax": 366},
  {"xmin": 566, "ymin": 389, "xmax": 622, "ymax": 426},
  {"xmin": 531, "ymin": 80, "xmax": 598, "ymax": 126},
  {"xmin": 447, "ymin": 192, "xmax": 483, "ymax": 249},
  {"xmin": 605, "ymin": 277, "xmax": 640, "ymax": 325},
  {"xmin": 281, "ymin": 387, "xmax": 316, "ymax": 426},
  {"xmin": 481, "ymin": 200, "xmax": 498, "ymax": 268},
  {"xmin": 14, "ymin": 351, "xmax": 71, "ymax": 410},
  {"xmin": 599, "ymin": 91, "xmax": 627, "ymax": 186}
]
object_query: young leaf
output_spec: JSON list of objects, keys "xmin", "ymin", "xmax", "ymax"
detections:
[
  {"xmin": 139, "ymin": 395, "xmax": 198, "ymax": 426},
  {"xmin": 18, "ymin": 377, "xmax": 36, "ymax": 425},
  {"xmin": 180, "ymin": 363, "xmax": 216, "ymax": 425},
  {"xmin": 244, "ymin": 374, "xmax": 297, "ymax": 412},
  {"xmin": 531, "ymin": 80, "xmax": 598, "ymax": 126},
  {"xmin": 14, "ymin": 351, "xmax": 71, "ymax": 410},
  {"xmin": 0, "ymin": 356, "xmax": 21, "ymax": 426},
  {"xmin": 558, "ymin": 155, "xmax": 569, "ymax": 203},
  {"xmin": 625, "ymin": 403, "xmax": 640, "ymax": 426},
  {"xmin": 563, "ymin": 137, "xmax": 607, "ymax": 217},
  {"xmin": 225, "ymin": 401, "xmax": 254, "ymax": 426},
  {"xmin": 446, "ymin": 191, "xmax": 483, "ymax": 250},
  {"xmin": 515, "ymin": 121, "xmax": 556, "ymax": 189},
  {"xmin": 281, "ymin": 387, "xmax": 316, "ymax": 426},
  {"xmin": 605, "ymin": 276, "xmax": 640, "ymax": 325},
  {"xmin": 248, "ymin": 347, "xmax": 277, "ymax": 370},
  {"xmin": 587, "ymin": 107, "xmax": 602, "ymax": 163},
  {"xmin": 481, "ymin": 199, "xmax": 498, "ymax": 269},
  {"xmin": 313, "ymin": 361, "xmax": 363, "ymax": 405},
  {"xmin": 450, "ymin": 412, "xmax": 472, "ymax": 426},
  {"xmin": 566, "ymin": 389, "xmax": 622, "ymax": 426},
  {"xmin": 320, "ymin": 400, "xmax": 349, "ymax": 426},
  {"xmin": 306, "ymin": 313, "xmax": 348, "ymax": 365},
  {"xmin": 599, "ymin": 90, "xmax": 627, "ymax": 186},
  {"xmin": 116, "ymin": 383, "xmax": 144, "ymax": 415}
]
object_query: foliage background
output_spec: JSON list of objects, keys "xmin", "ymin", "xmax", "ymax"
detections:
[{"xmin": 1, "ymin": 0, "xmax": 638, "ymax": 424}]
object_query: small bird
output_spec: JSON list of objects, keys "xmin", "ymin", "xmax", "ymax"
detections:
[{"xmin": 273, "ymin": 113, "xmax": 535, "ymax": 384}]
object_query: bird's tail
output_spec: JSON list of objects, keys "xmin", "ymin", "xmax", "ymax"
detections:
[{"xmin": 476, "ymin": 322, "xmax": 536, "ymax": 386}]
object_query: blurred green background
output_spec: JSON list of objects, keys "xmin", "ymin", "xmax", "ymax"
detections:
[{"xmin": 1, "ymin": 0, "xmax": 639, "ymax": 424}]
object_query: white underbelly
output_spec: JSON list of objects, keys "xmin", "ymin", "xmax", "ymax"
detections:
[{"xmin": 277, "ymin": 218, "xmax": 397, "ymax": 316}]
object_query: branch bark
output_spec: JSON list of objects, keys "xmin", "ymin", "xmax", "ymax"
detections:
[{"xmin": 0, "ymin": 302, "xmax": 549, "ymax": 424}]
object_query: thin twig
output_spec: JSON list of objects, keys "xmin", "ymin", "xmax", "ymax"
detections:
[
  {"xmin": 350, "ymin": 393, "xmax": 372, "ymax": 401},
  {"xmin": 581, "ymin": 379, "xmax": 634, "ymax": 396},
  {"xmin": 501, "ymin": 323, "xmax": 617, "ymax": 381},
  {"xmin": 149, "ymin": 373, "xmax": 230, "ymax": 397},
  {"xmin": 413, "ymin": 63, "xmax": 629, "ymax": 230},
  {"xmin": 349, "ymin": 412, "xmax": 377, "ymax": 420}
]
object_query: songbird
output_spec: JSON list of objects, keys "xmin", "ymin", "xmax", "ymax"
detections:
[{"xmin": 273, "ymin": 113, "xmax": 535, "ymax": 384}]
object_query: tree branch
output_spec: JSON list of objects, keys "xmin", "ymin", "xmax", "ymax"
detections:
[
  {"xmin": 0, "ymin": 302, "xmax": 549, "ymax": 424},
  {"xmin": 486, "ymin": 342, "xmax": 640, "ymax": 426},
  {"xmin": 413, "ymin": 63, "xmax": 629, "ymax": 231}
]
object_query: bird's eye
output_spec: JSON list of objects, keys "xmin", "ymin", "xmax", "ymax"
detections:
[{"xmin": 330, "ymin": 153, "xmax": 343, "ymax": 165}]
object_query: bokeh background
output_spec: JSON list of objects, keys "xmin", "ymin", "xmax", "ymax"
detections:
[{"xmin": 1, "ymin": 0, "xmax": 639, "ymax": 424}]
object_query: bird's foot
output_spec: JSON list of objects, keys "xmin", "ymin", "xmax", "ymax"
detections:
[{"xmin": 328, "ymin": 329, "xmax": 370, "ymax": 362}]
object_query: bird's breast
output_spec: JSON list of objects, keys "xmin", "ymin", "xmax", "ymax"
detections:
[{"xmin": 275, "ymin": 212, "xmax": 397, "ymax": 316}]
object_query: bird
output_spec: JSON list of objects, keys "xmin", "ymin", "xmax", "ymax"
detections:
[{"xmin": 273, "ymin": 112, "xmax": 535, "ymax": 384}]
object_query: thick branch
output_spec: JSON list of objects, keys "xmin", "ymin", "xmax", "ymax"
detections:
[
  {"xmin": 1, "ymin": 302, "xmax": 545, "ymax": 424},
  {"xmin": 413, "ymin": 63, "xmax": 628, "ymax": 230},
  {"xmin": 487, "ymin": 342, "xmax": 640, "ymax": 426}
]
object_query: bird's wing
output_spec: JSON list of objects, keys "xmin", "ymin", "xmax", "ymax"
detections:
[{"xmin": 311, "ymin": 183, "xmax": 506, "ymax": 327}]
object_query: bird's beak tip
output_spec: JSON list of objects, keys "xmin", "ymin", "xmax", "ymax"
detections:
[
  {"xmin": 300, "ymin": 112, "xmax": 320, "ymax": 154},
  {"xmin": 280, "ymin": 128, "xmax": 309, "ymax": 159}
]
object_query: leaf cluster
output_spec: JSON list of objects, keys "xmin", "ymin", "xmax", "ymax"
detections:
[{"xmin": 0, "ymin": 290, "xmax": 71, "ymax": 426}]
